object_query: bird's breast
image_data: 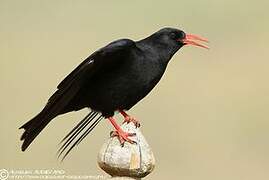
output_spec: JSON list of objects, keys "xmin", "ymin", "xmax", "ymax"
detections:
[{"xmin": 118, "ymin": 56, "xmax": 166, "ymax": 104}]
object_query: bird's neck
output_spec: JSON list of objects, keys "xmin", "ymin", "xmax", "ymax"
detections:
[{"xmin": 136, "ymin": 38, "xmax": 177, "ymax": 65}]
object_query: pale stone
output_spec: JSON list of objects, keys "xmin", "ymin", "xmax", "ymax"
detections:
[{"xmin": 97, "ymin": 122, "xmax": 155, "ymax": 179}]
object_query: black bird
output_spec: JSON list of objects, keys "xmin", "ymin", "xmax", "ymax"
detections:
[{"xmin": 19, "ymin": 27, "xmax": 209, "ymax": 160}]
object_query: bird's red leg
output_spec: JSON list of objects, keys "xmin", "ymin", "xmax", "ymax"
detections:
[
  {"xmin": 108, "ymin": 117, "xmax": 136, "ymax": 145},
  {"xmin": 119, "ymin": 110, "xmax": 140, "ymax": 128}
]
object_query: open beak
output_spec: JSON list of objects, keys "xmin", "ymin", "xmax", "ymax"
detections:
[{"xmin": 181, "ymin": 34, "xmax": 209, "ymax": 49}]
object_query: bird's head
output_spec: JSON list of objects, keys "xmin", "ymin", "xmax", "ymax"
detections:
[
  {"xmin": 154, "ymin": 27, "xmax": 209, "ymax": 50},
  {"xmin": 145, "ymin": 28, "xmax": 209, "ymax": 59}
]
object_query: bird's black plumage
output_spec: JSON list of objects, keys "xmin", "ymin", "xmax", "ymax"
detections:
[{"xmin": 19, "ymin": 27, "xmax": 206, "ymax": 157}]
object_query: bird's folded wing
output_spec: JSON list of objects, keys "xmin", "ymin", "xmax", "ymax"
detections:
[{"xmin": 57, "ymin": 39, "xmax": 136, "ymax": 90}]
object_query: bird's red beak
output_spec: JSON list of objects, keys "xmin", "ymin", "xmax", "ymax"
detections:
[{"xmin": 181, "ymin": 34, "xmax": 209, "ymax": 49}]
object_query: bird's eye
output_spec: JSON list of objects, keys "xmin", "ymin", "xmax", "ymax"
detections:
[
  {"xmin": 178, "ymin": 31, "xmax": 186, "ymax": 39},
  {"xmin": 170, "ymin": 32, "xmax": 177, "ymax": 40}
]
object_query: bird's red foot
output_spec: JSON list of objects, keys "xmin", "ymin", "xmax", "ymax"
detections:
[
  {"xmin": 108, "ymin": 117, "xmax": 137, "ymax": 146},
  {"xmin": 110, "ymin": 129, "xmax": 136, "ymax": 146},
  {"xmin": 119, "ymin": 110, "xmax": 141, "ymax": 128},
  {"xmin": 122, "ymin": 116, "xmax": 140, "ymax": 128}
]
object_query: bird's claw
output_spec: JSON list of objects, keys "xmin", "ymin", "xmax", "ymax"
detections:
[
  {"xmin": 122, "ymin": 116, "xmax": 141, "ymax": 128},
  {"xmin": 110, "ymin": 130, "xmax": 136, "ymax": 146}
]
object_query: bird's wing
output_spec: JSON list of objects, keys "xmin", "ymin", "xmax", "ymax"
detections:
[{"xmin": 57, "ymin": 39, "xmax": 136, "ymax": 90}]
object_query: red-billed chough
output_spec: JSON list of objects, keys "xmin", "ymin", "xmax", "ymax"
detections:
[{"xmin": 19, "ymin": 27, "xmax": 209, "ymax": 160}]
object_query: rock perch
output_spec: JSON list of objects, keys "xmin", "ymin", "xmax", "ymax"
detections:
[{"xmin": 98, "ymin": 122, "xmax": 155, "ymax": 179}]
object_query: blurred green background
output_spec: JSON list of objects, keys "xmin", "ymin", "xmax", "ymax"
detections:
[{"xmin": 1, "ymin": 0, "xmax": 269, "ymax": 179}]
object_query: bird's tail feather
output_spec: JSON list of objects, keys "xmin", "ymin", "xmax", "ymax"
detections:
[
  {"xmin": 19, "ymin": 111, "xmax": 57, "ymax": 151},
  {"xmin": 57, "ymin": 111, "xmax": 103, "ymax": 161},
  {"xmin": 19, "ymin": 83, "xmax": 81, "ymax": 152}
]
